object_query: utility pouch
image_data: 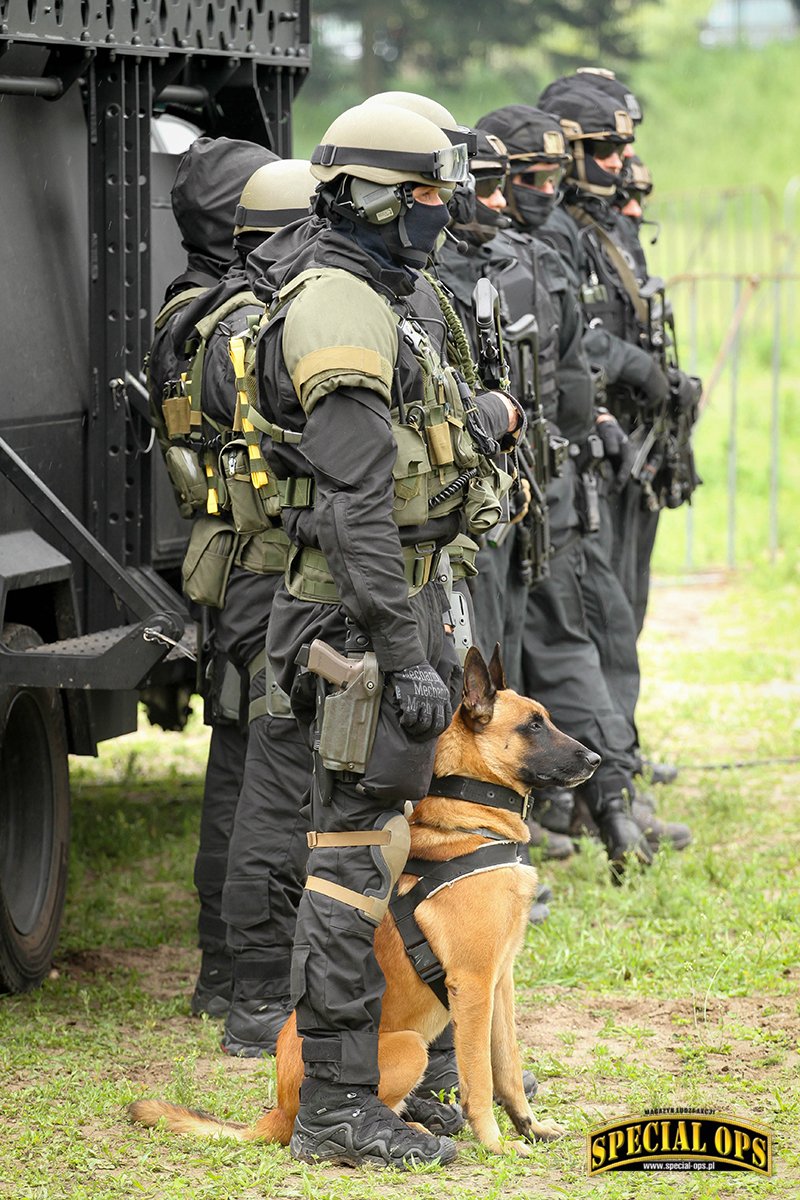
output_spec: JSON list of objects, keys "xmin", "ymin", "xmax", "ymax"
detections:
[
  {"xmin": 181, "ymin": 515, "xmax": 239, "ymax": 608},
  {"xmin": 425, "ymin": 405, "xmax": 455, "ymax": 466},
  {"xmin": 463, "ymin": 462, "xmax": 512, "ymax": 535},
  {"xmin": 392, "ymin": 424, "xmax": 431, "ymax": 527},
  {"xmin": 445, "ymin": 533, "xmax": 479, "ymax": 581},
  {"xmin": 236, "ymin": 526, "xmax": 290, "ymax": 575},
  {"xmin": 219, "ymin": 439, "xmax": 281, "ymax": 533},
  {"xmin": 297, "ymin": 640, "xmax": 383, "ymax": 774},
  {"xmin": 164, "ymin": 445, "xmax": 208, "ymax": 517}
]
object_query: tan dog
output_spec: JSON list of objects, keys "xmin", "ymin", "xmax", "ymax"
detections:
[{"xmin": 130, "ymin": 646, "xmax": 599, "ymax": 1157}]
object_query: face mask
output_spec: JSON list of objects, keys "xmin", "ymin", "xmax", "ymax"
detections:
[
  {"xmin": 400, "ymin": 198, "xmax": 452, "ymax": 257},
  {"xmin": 510, "ymin": 184, "xmax": 556, "ymax": 230}
]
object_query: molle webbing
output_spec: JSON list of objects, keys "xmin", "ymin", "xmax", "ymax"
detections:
[
  {"xmin": 287, "ymin": 543, "xmax": 439, "ymax": 604},
  {"xmin": 428, "ymin": 774, "xmax": 530, "ymax": 819},
  {"xmin": 390, "ymin": 841, "xmax": 523, "ymax": 1008}
]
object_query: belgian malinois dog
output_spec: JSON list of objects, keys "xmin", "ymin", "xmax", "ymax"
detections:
[{"xmin": 130, "ymin": 646, "xmax": 599, "ymax": 1158}]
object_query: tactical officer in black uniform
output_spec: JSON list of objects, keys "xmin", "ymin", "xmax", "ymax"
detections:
[
  {"xmin": 537, "ymin": 74, "xmax": 700, "ymax": 640},
  {"xmin": 251, "ymin": 103, "xmax": 521, "ymax": 1168},
  {"xmin": 146, "ymin": 136, "xmax": 276, "ymax": 1017},
  {"xmin": 440, "ymin": 104, "xmax": 652, "ymax": 870}
]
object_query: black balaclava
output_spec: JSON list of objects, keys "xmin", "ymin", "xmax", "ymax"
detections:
[
  {"xmin": 476, "ymin": 105, "xmax": 568, "ymax": 232},
  {"xmin": 320, "ymin": 177, "xmax": 450, "ymax": 269},
  {"xmin": 509, "ymin": 185, "xmax": 556, "ymax": 230}
]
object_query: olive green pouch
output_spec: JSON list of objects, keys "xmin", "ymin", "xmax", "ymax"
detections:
[
  {"xmin": 164, "ymin": 445, "xmax": 208, "ymax": 518},
  {"xmin": 181, "ymin": 515, "xmax": 239, "ymax": 608},
  {"xmin": 236, "ymin": 526, "xmax": 291, "ymax": 575},
  {"xmin": 392, "ymin": 424, "xmax": 431, "ymax": 527},
  {"xmin": 219, "ymin": 440, "xmax": 281, "ymax": 533}
]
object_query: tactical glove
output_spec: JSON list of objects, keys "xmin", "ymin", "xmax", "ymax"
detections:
[
  {"xmin": 642, "ymin": 359, "xmax": 670, "ymax": 406},
  {"xmin": 389, "ymin": 661, "xmax": 453, "ymax": 741},
  {"xmin": 594, "ymin": 409, "xmax": 629, "ymax": 473},
  {"xmin": 668, "ymin": 367, "xmax": 702, "ymax": 412}
]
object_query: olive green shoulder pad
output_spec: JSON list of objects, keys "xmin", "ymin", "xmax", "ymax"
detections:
[{"xmin": 280, "ymin": 268, "xmax": 399, "ymax": 415}]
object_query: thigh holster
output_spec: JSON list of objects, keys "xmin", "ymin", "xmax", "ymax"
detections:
[{"xmin": 304, "ymin": 811, "xmax": 410, "ymax": 925}]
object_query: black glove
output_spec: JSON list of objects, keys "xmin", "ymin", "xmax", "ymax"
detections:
[
  {"xmin": 594, "ymin": 409, "xmax": 629, "ymax": 473},
  {"xmin": 389, "ymin": 661, "xmax": 453, "ymax": 741},
  {"xmin": 642, "ymin": 358, "xmax": 670, "ymax": 406},
  {"xmin": 668, "ymin": 367, "xmax": 702, "ymax": 412}
]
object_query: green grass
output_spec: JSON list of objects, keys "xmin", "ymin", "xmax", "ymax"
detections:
[{"xmin": 1, "ymin": 570, "xmax": 799, "ymax": 1198}]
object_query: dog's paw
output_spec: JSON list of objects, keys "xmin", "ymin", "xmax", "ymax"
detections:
[
  {"xmin": 527, "ymin": 1118, "xmax": 566, "ymax": 1142},
  {"xmin": 502, "ymin": 1137, "xmax": 536, "ymax": 1157}
]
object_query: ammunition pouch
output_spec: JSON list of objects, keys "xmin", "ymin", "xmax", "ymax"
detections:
[
  {"xmin": 304, "ymin": 811, "xmax": 411, "ymax": 925},
  {"xmin": 219, "ymin": 438, "xmax": 282, "ymax": 533},
  {"xmin": 181, "ymin": 515, "xmax": 239, "ymax": 609},
  {"xmin": 286, "ymin": 542, "xmax": 440, "ymax": 605},
  {"xmin": 445, "ymin": 533, "xmax": 479, "ymax": 581}
]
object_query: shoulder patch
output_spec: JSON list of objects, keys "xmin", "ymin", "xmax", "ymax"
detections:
[{"xmin": 282, "ymin": 269, "xmax": 399, "ymax": 414}]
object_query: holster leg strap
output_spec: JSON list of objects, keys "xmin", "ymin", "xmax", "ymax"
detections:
[{"xmin": 304, "ymin": 814, "xmax": 410, "ymax": 925}]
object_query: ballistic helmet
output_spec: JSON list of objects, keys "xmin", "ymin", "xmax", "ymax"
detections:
[
  {"xmin": 476, "ymin": 105, "xmax": 570, "ymax": 228},
  {"xmin": 621, "ymin": 153, "xmax": 653, "ymax": 201},
  {"xmin": 536, "ymin": 77, "xmax": 634, "ymax": 198},
  {"xmin": 234, "ymin": 159, "xmax": 317, "ymax": 237},
  {"xmin": 310, "ymin": 103, "xmax": 469, "ymax": 190},
  {"xmin": 574, "ymin": 67, "xmax": 643, "ymax": 125},
  {"xmin": 363, "ymin": 91, "xmax": 478, "ymax": 156}
]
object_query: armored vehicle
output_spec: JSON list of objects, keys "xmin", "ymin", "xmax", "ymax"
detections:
[{"xmin": 0, "ymin": 1, "xmax": 310, "ymax": 993}]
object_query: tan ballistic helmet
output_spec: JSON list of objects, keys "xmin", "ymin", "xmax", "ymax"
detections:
[
  {"xmin": 310, "ymin": 103, "xmax": 469, "ymax": 190},
  {"xmin": 363, "ymin": 91, "xmax": 478, "ymax": 156},
  {"xmin": 234, "ymin": 159, "xmax": 316, "ymax": 236}
]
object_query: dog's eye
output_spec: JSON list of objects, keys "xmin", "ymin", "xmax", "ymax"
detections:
[{"xmin": 528, "ymin": 715, "xmax": 543, "ymax": 732}]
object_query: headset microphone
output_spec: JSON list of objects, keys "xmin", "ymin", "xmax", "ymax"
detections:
[{"xmin": 443, "ymin": 226, "xmax": 470, "ymax": 256}]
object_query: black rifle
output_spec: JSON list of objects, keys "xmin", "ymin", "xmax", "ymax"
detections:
[
  {"xmin": 630, "ymin": 277, "xmax": 702, "ymax": 511},
  {"xmin": 472, "ymin": 280, "xmax": 551, "ymax": 586}
]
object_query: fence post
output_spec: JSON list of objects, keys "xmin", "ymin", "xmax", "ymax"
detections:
[
  {"xmin": 727, "ymin": 280, "xmax": 741, "ymax": 569},
  {"xmin": 770, "ymin": 279, "xmax": 781, "ymax": 564}
]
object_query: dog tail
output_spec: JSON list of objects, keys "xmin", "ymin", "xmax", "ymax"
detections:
[
  {"xmin": 128, "ymin": 1099, "xmax": 249, "ymax": 1140},
  {"xmin": 128, "ymin": 1099, "xmax": 295, "ymax": 1145}
]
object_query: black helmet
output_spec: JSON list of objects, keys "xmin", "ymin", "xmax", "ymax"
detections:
[
  {"xmin": 574, "ymin": 67, "xmax": 643, "ymax": 125},
  {"xmin": 535, "ymin": 77, "xmax": 634, "ymax": 198},
  {"xmin": 476, "ymin": 105, "xmax": 570, "ymax": 229}
]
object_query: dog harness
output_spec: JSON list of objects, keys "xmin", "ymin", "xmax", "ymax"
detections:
[{"xmin": 388, "ymin": 774, "xmax": 530, "ymax": 1009}]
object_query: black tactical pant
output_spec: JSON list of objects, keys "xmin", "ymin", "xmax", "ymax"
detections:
[
  {"xmin": 193, "ymin": 608, "xmax": 247, "ymax": 955},
  {"xmin": 207, "ymin": 568, "xmax": 311, "ymax": 996},
  {"xmin": 194, "ymin": 721, "xmax": 246, "ymax": 954},
  {"xmin": 470, "ymin": 533, "xmax": 527, "ymax": 693},
  {"xmin": 579, "ymin": 495, "xmax": 641, "ymax": 745},
  {"xmin": 520, "ymin": 538, "xmax": 638, "ymax": 811},
  {"xmin": 272, "ymin": 579, "xmax": 460, "ymax": 1087},
  {"xmin": 220, "ymin": 665, "xmax": 312, "ymax": 1002},
  {"xmin": 608, "ymin": 481, "xmax": 661, "ymax": 636}
]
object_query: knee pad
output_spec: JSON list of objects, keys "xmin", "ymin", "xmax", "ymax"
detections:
[{"xmin": 304, "ymin": 810, "xmax": 411, "ymax": 925}]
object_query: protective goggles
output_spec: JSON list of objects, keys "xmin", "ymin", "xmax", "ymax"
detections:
[
  {"xmin": 513, "ymin": 165, "xmax": 566, "ymax": 190},
  {"xmin": 584, "ymin": 138, "xmax": 627, "ymax": 161},
  {"xmin": 475, "ymin": 174, "xmax": 506, "ymax": 197},
  {"xmin": 312, "ymin": 140, "xmax": 470, "ymax": 185}
]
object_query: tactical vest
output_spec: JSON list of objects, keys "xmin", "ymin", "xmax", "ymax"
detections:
[
  {"xmin": 568, "ymin": 208, "xmax": 642, "ymax": 345},
  {"xmin": 149, "ymin": 286, "xmax": 293, "ymax": 606},
  {"xmin": 264, "ymin": 267, "xmax": 510, "ymax": 602},
  {"xmin": 488, "ymin": 232, "xmax": 561, "ymax": 426}
]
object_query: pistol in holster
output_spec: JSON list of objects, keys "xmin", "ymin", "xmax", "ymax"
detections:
[
  {"xmin": 571, "ymin": 432, "xmax": 604, "ymax": 534},
  {"xmin": 295, "ymin": 639, "xmax": 383, "ymax": 805}
]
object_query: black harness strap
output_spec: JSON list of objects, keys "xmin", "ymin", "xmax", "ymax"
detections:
[
  {"xmin": 390, "ymin": 840, "xmax": 523, "ymax": 1010},
  {"xmin": 429, "ymin": 774, "xmax": 531, "ymax": 820}
]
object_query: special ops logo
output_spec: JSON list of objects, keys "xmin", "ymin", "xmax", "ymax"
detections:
[{"xmin": 587, "ymin": 1110, "xmax": 773, "ymax": 1175}]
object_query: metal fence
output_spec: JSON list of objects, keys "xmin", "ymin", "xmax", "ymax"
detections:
[{"xmin": 643, "ymin": 183, "xmax": 799, "ymax": 570}]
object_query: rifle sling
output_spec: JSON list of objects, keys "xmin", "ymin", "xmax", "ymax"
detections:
[{"xmin": 567, "ymin": 204, "xmax": 649, "ymax": 326}]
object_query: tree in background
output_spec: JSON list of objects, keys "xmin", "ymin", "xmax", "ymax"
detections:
[{"xmin": 310, "ymin": 0, "xmax": 652, "ymax": 94}]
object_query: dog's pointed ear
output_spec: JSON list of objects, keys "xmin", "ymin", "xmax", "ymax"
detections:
[
  {"xmin": 461, "ymin": 646, "xmax": 496, "ymax": 728},
  {"xmin": 488, "ymin": 643, "xmax": 507, "ymax": 692}
]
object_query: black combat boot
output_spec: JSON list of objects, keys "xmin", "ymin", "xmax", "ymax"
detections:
[
  {"xmin": 632, "ymin": 799, "xmax": 692, "ymax": 852},
  {"xmin": 594, "ymin": 794, "xmax": 654, "ymax": 871},
  {"xmin": 403, "ymin": 1091, "xmax": 466, "ymax": 1136},
  {"xmin": 638, "ymin": 758, "xmax": 679, "ymax": 786},
  {"xmin": 221, "ymin": 988, "xmax": 293, "ymax": 1057},
  {"xmin": 530, "ymin": 786, "xmax": 575, "ymax": 834},
  {"xmin": 526, "ymin": 818, "xmax": 574, "ymax": 861},
  {"xmin": 418, "ymin": 1042, "xmax": 538, "ymax": 1103},
  {"xmin": 529, "ymin": 882, "xmax": 553, "ymax": 927},
  {"xmin": 290, "ymin": 1080, "xmax": 458, "ymax": 1168},
  {"xmin": 190, "ymin": 950, "xmax": 233, "ymax": 1018}
]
